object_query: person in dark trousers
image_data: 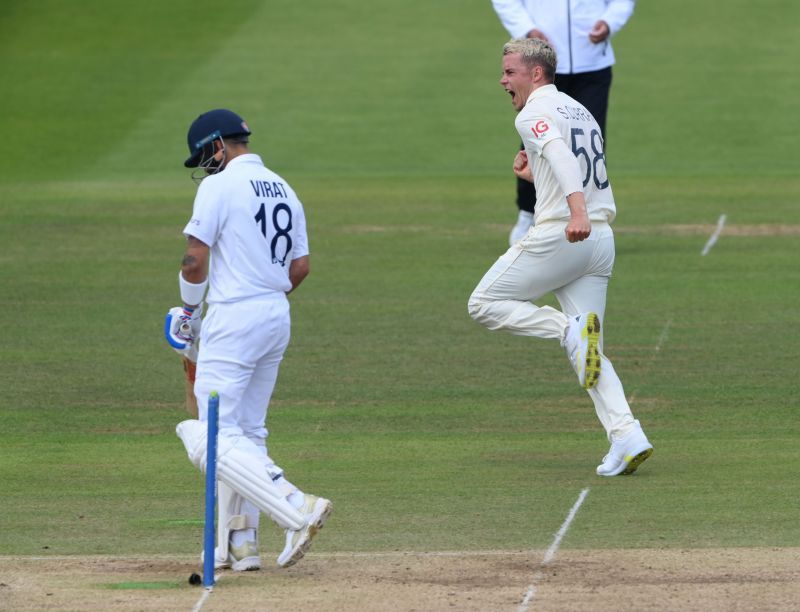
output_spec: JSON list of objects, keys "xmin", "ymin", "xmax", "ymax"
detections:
[{"xmin": 491, "ymin": 0, "xmax": 636, "ymax": 244}]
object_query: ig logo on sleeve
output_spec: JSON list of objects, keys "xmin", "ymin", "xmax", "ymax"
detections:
[{"xmin": 532, "ymin": 120, "xmax": 550, "ymax": 138}]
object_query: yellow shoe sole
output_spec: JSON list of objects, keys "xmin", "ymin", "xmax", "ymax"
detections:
[{"xmin": 621, "ymin": 447, "xmax": 653, "ymax": 475}]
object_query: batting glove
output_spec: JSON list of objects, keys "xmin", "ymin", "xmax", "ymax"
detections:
[{"xmin": 164, "ymin": 305, "xmax": 203, "ymax": 358}]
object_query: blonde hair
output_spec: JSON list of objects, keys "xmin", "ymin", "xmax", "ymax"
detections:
[{"xmin": 503, "ymin": 38, "xmax": 557, "ymax": 81}]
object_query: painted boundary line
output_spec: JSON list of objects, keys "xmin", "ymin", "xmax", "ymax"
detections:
[
  {"xmin": 701, "ymin": 214, "xmax": 727, "ymax": 255},
  {"xmin": 517, "ymin": 488, "xmax": 590, "ymax": 612}
]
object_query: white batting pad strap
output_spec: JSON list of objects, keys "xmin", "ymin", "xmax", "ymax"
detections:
[
  {"xmin": 175, "ymin": 420, "xmax": 304, "ymax": 530},
  {"xmin": 227, "ymin": 514, "xmax": 258, "ymax": 531}
]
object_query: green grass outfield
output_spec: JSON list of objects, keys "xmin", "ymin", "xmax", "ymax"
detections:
[{"xmin": 1, "ymin": 0, "xmax": 798, "ymax": 562}]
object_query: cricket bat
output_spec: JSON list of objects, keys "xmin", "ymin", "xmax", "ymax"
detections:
[
  {"xmin": 179, "ymin": 321, "xmax": 199, "ymax": 418},
  {"xmin": 182, "ymin": 355, "xmax": 198, "ymax": 417}
]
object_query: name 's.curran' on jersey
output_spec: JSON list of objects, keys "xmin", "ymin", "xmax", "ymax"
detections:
[{"xmin": 556, "ymin": 104, "xmax": 595, "ymax": 123}]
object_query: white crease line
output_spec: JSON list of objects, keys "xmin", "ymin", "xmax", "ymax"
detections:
[
  {"xmin": 0, "ymin": 550, "xmax": 563, "ymax": 562},
  {"xmin": 191, "ymin": 587, "xmax": 212, "ymax": 612},
  {"xmin": 654, "ymin": 318, "xmax": 672, "ymax": 353},
  {"xmin": 628, "ymin": 318, "xmax": 672, "ymax": 406},
  {"xmin": 518, "ymin": 488, "xmax": 590, "ymax": 612},
  {"xmin": 191, "ymin": 574, "xmax": 220, "ymax": 612},
  {"xmin": 317, "ymin": 550, "xmax": 534, "ymax": 558},
  {"xmin": 701, "ymin": 214, "xmax": 727, "ymax": 256}
]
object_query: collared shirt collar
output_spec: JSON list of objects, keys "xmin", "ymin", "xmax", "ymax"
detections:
[
  {"xmin": 526, "ymin": 83, "xmax": 558, "ymax": 105},
  {"xmin": 225, "ymin": 153, "xmax": 262, "ymax": 168}
]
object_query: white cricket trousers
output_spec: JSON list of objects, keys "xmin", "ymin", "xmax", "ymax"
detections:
[
  {"xmin": 195, "ymin": 293, "xmax": 290, "ymax": 440},
  {"xmin": 468, "ymin": 221, "xmax": 636, "ymax": 441},
  {"xmin": 194, "ymin": 293, "xmax": 299, "ymax": 544}
]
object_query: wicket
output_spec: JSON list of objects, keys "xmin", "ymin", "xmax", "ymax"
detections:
[{"xmin": 203, "ymin": 391, "xmax": 219, "ymax": 589}]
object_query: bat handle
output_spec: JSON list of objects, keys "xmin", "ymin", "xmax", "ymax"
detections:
[{"xmin": 179, "ymin": 321, "xmax": 193, "ymax": 341}]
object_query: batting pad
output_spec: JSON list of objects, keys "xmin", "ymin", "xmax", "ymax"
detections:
[
  {"xmin": 176, "ymin": 420, "xmax": 304, "ymax": 530},
  {"xmin": 215, "ymin": 482, "xmax": 257, "ymax": 564}
]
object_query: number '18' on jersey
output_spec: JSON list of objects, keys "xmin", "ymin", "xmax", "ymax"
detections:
[{"xmin": 183, "ymin": 154, "xmax": 309, "ymax": 303}]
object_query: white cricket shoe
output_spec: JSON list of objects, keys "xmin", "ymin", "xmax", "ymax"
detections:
[
  {"xmin": 202, "ymin": 539, "xmax": 261, "ymax": 571},
  {"xmin": 562, "ymin": 312, "xmax": 602, "ymax": 389},
  {"xmin": 509, "ymin": 210, "xmax": 534, "ymax": 245},
  {"xmin": 228, "ymin": 540, "xmax": 261, "ymax": 571},
  {"xmin": 596, "ymin": 421, "xmax": 654, "ymax": 477},
  {"xmin": 277, "ymin": 494, "xmax": 333, "ymax": 568}
]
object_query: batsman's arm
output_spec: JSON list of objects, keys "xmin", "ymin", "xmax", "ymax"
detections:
[
  {"xmin": 176, "ymin": 236, "xmax": 206, "ymax": 413},
  {"xmin": 180, "ymin": 236, "xmax": 210, "ymax": 307},
  {"xmin": 288, "ymin": 255, "xmax": 309, "ymax": 294}
]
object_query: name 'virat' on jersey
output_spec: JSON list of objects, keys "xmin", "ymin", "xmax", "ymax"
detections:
[
  {"xmin": 183, "ymin": 154, "xmax": 309, "ymax": 302},
  {"xmin": 515, "ymin": 84, "xmax": 616, "ymax": 226}
]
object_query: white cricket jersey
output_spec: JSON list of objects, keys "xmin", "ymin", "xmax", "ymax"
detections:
[
  {"xmin": 515, "ymin": 84, "xmax": 616, "ymax": 225},
  {"xmin": 183, "ymin": 154, "xmax": 309, "ymax": 303}
]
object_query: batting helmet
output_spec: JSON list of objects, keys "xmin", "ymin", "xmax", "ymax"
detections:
[{"xmin": 184, "ymin": 109, "xmax": 251, "ymax": 168}]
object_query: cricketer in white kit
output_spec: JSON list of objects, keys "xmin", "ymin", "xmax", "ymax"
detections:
[
  {"xmin": 468, "ymin": 39, "xmax": 653, "ymax": 476},
  {"xmin": 165, "ymin": 109, "xmax": 332, "ymax": 571}
]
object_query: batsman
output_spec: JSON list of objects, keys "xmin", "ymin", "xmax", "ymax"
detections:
[{"xmin": 165, "ymin": 108, "xmax": 332, "ymax": 571}]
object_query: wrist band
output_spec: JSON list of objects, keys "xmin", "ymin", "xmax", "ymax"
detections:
[{"xmin": 179, "ymin": 271, "xmax": 208, "ymax": 306}]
